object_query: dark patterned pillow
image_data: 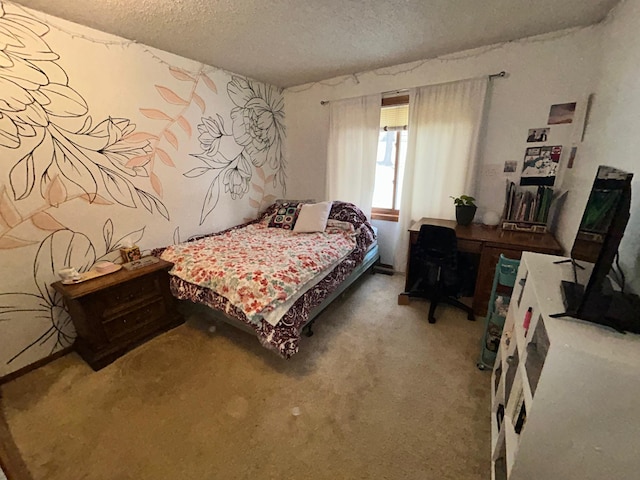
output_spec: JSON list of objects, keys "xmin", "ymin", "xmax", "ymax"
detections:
[
  {"xmin": 259, "ymin": 199, "xmax": 314, "ymax": 223},
  {"xmin": 268, "ymin": 202, "xmax": 302, "ymax": 230}
]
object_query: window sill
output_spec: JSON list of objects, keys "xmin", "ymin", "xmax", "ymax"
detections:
[{"xmin": 371, "ymin": 209, "xmax": 399, "ymax": 222}]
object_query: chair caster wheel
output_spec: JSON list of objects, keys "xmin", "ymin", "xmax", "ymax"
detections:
[
  {"xmin": 428, "ymin": 317, "xmax": 436, "ymax": 324},
  {"xmin": 477, "ymin": 363, "xmax": 486, "ymax": 370}
]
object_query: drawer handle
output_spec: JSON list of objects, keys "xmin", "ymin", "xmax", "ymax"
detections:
[
  {"xmin": 131, "ymin": 306, "xmax": 155, "ymax": 322},
  {"xmin": 113, "ymin": 292, "xmax": 136, "ymax": 303}
]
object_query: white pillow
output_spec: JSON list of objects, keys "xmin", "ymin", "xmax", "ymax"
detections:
[{"xmin": 293, "ymin": 201, "xmax": 333, "ymax": 233}]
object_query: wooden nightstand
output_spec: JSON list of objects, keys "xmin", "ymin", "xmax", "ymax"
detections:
[{"xmin": 52, "ymin": 258, "xmax": 183, "ymax": 370}]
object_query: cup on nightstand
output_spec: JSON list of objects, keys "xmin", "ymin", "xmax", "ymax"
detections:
[{"xmin": 58, "ymin": 267, "xmax": 81, "ymax": 282}]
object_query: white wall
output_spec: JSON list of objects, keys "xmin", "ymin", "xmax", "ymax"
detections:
[
  {"xmin": 556, "ymin": 0, "xmax": 640, "ymax": 293},
  {"xmin": 0, "ymin": 2, "xmax": 286, "ymax": 376},
  {"xmin": 284, "ymin": 26, "xmax": 602, "ymax": 267}
]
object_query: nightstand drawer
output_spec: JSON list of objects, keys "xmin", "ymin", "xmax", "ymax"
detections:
[
  {"xmin": 102, "ymin": 299, "xmax": 167, "ymax": 341},
  {"xmin": 100, "ymin": 292, "xmax": 161, "ymax": 321},
  {"xmin": 99, "ymin": 275, "xmax": 160, "ymax": 306}
]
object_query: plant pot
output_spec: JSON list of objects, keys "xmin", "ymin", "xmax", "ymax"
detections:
[{"xmin": 455, "ymin": 205, "xmax": 477, "ymax": 226}]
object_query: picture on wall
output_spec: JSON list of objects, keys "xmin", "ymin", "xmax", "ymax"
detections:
[
  {"xmin": 526, "ymin": 128, "xmax": 549, "ymax": 143},
  {"xmin": 547, "ymin": 102, "xmax": 576, "ymax": 125},
  {"xmin": 504, "ymin": 161, "xmax": 518, "ymax": 173},
  {"xmin": 520, "ymin": 146, "xmax": 563, "ymax": 186}
]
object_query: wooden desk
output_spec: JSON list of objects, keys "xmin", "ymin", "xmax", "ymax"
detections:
[{"xmin": 398, "ymin": 218, "xmax": 563, "ymax": 316}]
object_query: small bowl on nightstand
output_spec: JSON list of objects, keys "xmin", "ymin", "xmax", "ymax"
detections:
[{"xmin": 94, "ymin": 261, "xmax": 120, "ymax": 274}]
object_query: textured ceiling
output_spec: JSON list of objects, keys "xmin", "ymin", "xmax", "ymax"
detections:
[{"xmin": 12, "ymin": 0, "xmax": 620, "ymax": 88}]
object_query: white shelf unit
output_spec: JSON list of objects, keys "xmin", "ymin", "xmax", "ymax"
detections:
[{"xmin": 490, "ymin": 252, "xmax": 640, "ymax": 480}]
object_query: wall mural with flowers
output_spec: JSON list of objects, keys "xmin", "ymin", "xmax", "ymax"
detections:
[
  {"xmin": 188, "ymin": 76, "xmax": 285, "ymax": 224},
  {"xmin": 0, "ymin": 1, "xmax": 285, "ymax": 377}
]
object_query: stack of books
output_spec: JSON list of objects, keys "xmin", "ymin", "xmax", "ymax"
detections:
[{"xmin": 502, "ymin": 181, "xmax": 554, "ymax": 232}]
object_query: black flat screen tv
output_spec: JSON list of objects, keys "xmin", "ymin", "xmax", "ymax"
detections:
[{"xmin": 555, "ymin": 165, "xmax": 639, "ymax": 332}]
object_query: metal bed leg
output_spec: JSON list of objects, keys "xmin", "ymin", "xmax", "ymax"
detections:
[{"xmin": 303, "ymin": 320, "xmax": 315, "ymax": 337}]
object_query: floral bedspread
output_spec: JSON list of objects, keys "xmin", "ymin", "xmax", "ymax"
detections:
[
  {"xmin": 153, "ymin": 201, "xmax": 377, "ymax": 358},
  {"xmin": 161, "ymin": 223, "xmax": 356, "ymax": 326}
]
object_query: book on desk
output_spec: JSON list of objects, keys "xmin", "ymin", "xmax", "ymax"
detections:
[{"xmin": 501, "ymin": 181, "xmax": 566, "ymax": 234}]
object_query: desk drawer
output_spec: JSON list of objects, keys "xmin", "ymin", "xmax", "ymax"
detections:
[{"xmin": 457, "ymin": 238, "xmax": 482, "ymax": 254}]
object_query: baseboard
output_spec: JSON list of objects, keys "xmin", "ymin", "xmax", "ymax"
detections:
[
  {"xmin": 0, "ymin": 346, "xmax": 73, "ymax": 385},
  {"xmin": 373, "ymin": 263, "xmax": 395, "ymax": 275}
]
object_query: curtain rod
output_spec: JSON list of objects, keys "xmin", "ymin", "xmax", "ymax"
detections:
[{"xmin": 319, "ymin": 70, "xmax": 507, "ymax": 105}]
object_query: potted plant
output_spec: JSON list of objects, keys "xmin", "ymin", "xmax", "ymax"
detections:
[{"xmin": 451, "ymin": 195, "xmax": 477, "ymax": 226}]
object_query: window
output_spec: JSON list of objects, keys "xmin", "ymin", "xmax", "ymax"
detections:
[{"xmin": 372, "ymin": 95, "xmax": 409, "ymax": 222}]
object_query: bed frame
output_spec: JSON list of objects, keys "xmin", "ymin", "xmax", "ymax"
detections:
[{"xmin": 176, "ymin": 244, "xmax": 380, "ymax": 339}]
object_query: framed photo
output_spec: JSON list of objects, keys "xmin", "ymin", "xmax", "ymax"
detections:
[
  {"xmin": 520, "ymin": 146, "xmax": 563, "ymax": 186},
  {"xmin": 504, "ymin": 161, "xmax": 518, "ymax": 173},
  {"xmin": 526, "ymin": 128, "xmax": 549, "ymax": 143},
  {"xmin": 547, "ymin": 102, "xmax": 576, "ymax": 125}
]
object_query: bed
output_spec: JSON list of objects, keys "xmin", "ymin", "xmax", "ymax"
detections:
[{"xmin": 156, "ymin": 201, "xmax": 379, "ymax": 358}]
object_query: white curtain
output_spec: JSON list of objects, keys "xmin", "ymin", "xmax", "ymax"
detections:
[
  {"xmin": 326, "ymin": 93, "xmax": 381, "ymax": 218},
  {"xmin": 394, "ymin": 77, "xmax": 489, "ymax": 271}
]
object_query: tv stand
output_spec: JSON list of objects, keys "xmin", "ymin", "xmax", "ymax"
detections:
[
  {"xmin": 553, "ymin": 280, "xmax": 585, "ymax": 317},
  {"xmin": 605, "ymin": 291, "xmax": 640, "ymax": 334},
  {"xmin": 550, "ymin": 281, "xmax": 620, "ymax": 326},
  {"xmin": 553, "ymin": 258, "xmax": 585, "ymax": 270},
  {"xmin": 550, "ymin": 256, "xmax": 592, "ymax": 319}
]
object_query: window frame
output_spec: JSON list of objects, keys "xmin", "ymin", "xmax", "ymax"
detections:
[{"xmin": 371, "ymin": 95, "xmax": 409, "ymax": 223}]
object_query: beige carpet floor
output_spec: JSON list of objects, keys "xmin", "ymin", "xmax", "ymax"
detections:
[{"xmin": 1, "ymin": 273, "xmax": 491, "ymax": 480}]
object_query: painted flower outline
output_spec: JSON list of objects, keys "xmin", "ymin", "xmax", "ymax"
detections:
[
  {"xmin": 187, "ymin": 77, "xmax": 286, "ymax": 225},
  {"xmin": 197, "ymin": 113, "xmax": 228, "ymax": 157},
  {"xmin": 0, "ymin": 3, "xmax": 85, "ymax": 149},
  {"xmin": 223, "ymin": 151, "xmax": 251, "ymax": 199},
  {"xmin": 0, "ymin": 229, "xmax": 95, "ymax": 364},
  {"xmin": 228, "ymin": 76, "xmax": 286, "ymax": 187},
  {"xmin": 0, "ymin": 4, "xmax": 169, "ymax": 220},
  {"xmin": 0, "ymin": 219, "xmax": 146, "ymax": 365}
]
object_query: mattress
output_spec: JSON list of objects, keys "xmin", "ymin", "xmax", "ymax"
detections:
[{"xmin": 157, "ymin": 201, "xmax": 377, "ymax": 357}]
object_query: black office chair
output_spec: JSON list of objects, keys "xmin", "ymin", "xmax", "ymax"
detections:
[{"xmin": 412, "ymin": 224, "xmax": 475, "ymax": 324}]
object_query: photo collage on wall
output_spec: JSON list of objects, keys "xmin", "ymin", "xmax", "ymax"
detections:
[
  {"xmin": 503, "ymin": 101, "xmax": 578, "ymax": 177},
  {"xmin": 520, "ymin": 146, "xmax": 563, "ymax": 186},
  {"xmin": 501, "ymin": 100, "xmax": 580, "ymax": 230}
]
